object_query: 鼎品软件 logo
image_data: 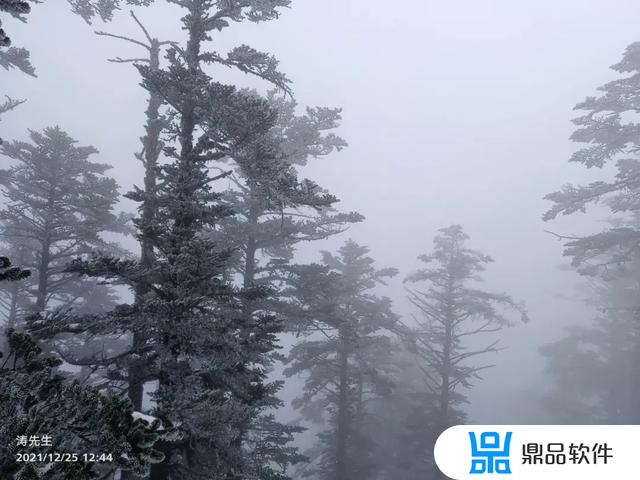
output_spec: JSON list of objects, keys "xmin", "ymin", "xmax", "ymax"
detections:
[{"xmin": 469, "ymin": 431, "xmax": 513, "ymax": 474}]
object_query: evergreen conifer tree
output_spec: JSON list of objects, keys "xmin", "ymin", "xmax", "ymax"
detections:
[
  {"xmin": 403, "ymin": 225, "xmax": 527, "ymax": 477},
  {"xmin": 53, "ymin": 2, "xmax": 304, "ymax": 478},
  {"xmin": 0, "ymin": 126, "xmax": 129, "ymax": 324},
  {"xmin": 283, "ymin": 240, "xmax": 399, "ymax": 480}
]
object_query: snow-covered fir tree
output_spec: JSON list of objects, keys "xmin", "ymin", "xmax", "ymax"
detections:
[
  {"xmin": 283, "ymin": 240, "xmax": 399, "ymax": 480},
  {"xmin": 0, "ymin": 126, "xmax": 129, "ymax": 323},
  {"xmin": 544, "ymin": 40, "xmax": 640, "ymax": 424},
  {"xmin": 544, "ymin": 41, "xmax": 640, "ymax": 267},
  {"xmin": 0, "ymin": 0, "xmax": 36, "ymax": 145},
  {"xmin": 92, "ymin": 8, "xmax": 177, "ymax": 416},
  {"xmin": 0, "ymin": 257, "xmax": 163, "ymax": 479},
  {"xmin": 403, "ymin": 225, "xmax": 527, "ymax": 477},
  {"xmin": 46, "ymin": 1, "xmax": 305, "ymax": 478},
  {"xmin": 0, "ymin": 328, "xmax": 164, "ymax": 479},
  {"xmin": 215, "ymin": 89, "xmax": 361, "ymax": 294}
]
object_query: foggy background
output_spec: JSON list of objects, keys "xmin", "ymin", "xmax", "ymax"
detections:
[{"xmin": 3, "ymin": 0, "xmax": 639, "ymax": 424}]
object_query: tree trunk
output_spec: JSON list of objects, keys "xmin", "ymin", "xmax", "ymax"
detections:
[
  {"xmin": 435, "ymin": 261, "xmax": 456, "ymax": 480},
  {"xmin": 0, "ymin": 277, "xmax": 20, "ymax": 358},
  {"xmin": 149, "ymin": 4, "xmax": 202, "ymax": 478},
  {"xmin": 336, "ymin": 335, "xmax": 350, "ymax": 480},
  {"xmin": 35, "ymin": 241, "xmax": 50, "ymax": 313},
  {"xmin": 5, "ymin": 244, "xmax": 28, "ymax": 329},
  {"xmin": 127, "ymin": 39, "xmax": 163, "ymax": 414},
  {"xmin": 36, "ymin": 187, "xmax": 56, "ymax": 314},
  {"xmin": 439, "ymin": 284, "xmax": 454, "ymax": 431},
  {"xmin": 352, "ymin": 372, "xmax": 366, "ymax": 480},
  {"xmin": 440, "ymin": 315, "xmax": 452, "ymax": 429},
  {"xmin": 6, "ymin": 282, "xmax": 19, "ymax": 329},
  {"xmin": 243, "ymin": 196, "xmax": 260, "ymax": 290}
]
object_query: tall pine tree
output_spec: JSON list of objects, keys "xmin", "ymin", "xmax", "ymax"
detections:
[
  {"xmin": 52, "ymin": 1, "xmax": 304, "ymax": 478},
  {"xmin": 216, "ymin": 89, "xmax": 360, "ymax": 294},
  {"xmin": 283, "ymin": 240, "xmax": 399, "ymax": 480},
  {"xmin": 544, "ymin": 40, "xmax": 640, "ymax": 423},
  {"xmin": 0, "ymin": 126, "xmax": 129, "ymax": 323},
  {"xmin": 403, "ymin": 225, "xmax": 527, "ymax": 478},
  {"xmin": 94, "ymin": 7, "xmax": 177, "ymax": 415}
]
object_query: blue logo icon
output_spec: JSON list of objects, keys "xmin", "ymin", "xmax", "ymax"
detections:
[{"xmin": 469, "ymin": 431, "xmax": 512, "ymax": 474}]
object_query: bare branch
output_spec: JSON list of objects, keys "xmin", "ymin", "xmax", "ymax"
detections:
[
  {"xmin": 108, "ymin": 57, "xmax": 150, "ymax": 64},
  {"xmin": 94, "ymin": 31, "xmax": 150, "ymax": 50},
  {"xmin": 129, "ymin": 10, "xmax": 152, "ymax": 44}
]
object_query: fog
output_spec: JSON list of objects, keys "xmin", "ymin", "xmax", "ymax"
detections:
[{"xmin": 2, "ymin": 1, "xmax": 640, "ymax": 478}]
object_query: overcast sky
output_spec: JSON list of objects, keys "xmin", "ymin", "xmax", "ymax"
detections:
[{"xmin": 3, "ymin": 0, "xmax": 640, "ymax": 423}]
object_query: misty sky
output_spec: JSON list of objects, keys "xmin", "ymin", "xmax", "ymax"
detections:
[{"xmin": 3, "ymin": 0, "xmax": 640, "ymax": 423}]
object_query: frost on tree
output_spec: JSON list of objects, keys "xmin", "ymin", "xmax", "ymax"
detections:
[
  {"xmin": 402, "ymin": 225, "xmax": 527, "ymax": 477},
  {"xmin": 544, "ymin": 41, "xmax": 640, "ymax": 273},
  {"xmin": 216, "ymin": 89, "xmax": 361, "ymax": 278},
  {"xmin": 0, "ymin": 127, "xmax": 129, "ymax": 327},
  {"xmin": 49, "ymin": 1, "xmax": 306, "ymax": 479},
  {"xmin": 0, "ymin": 330, "xmax": 163, "ymax": 479},
  {"xmin": 541, "ymin": 219, "xmax": 640, "ymax": 424},
  {"xmin": 543, "ymin": 41, "xmax": 640, "ymax": 425},
  {"xmin": 282, "ymin": 240, "xmax": 399, "ymax": 480},
  {"xmin": 0, "ymin": 259, "xmax": 162, "ymax": 479},
  {"xmin": 0, "ymin": 0, "xmax": 32, "ymax": 48},
  {"xmin": 92, "ymin": 8, "xmax": 177, "ymax": 416},
  {"xmin": 0, "ymin": 256, "xmax": 29, "ymax": 283}
]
